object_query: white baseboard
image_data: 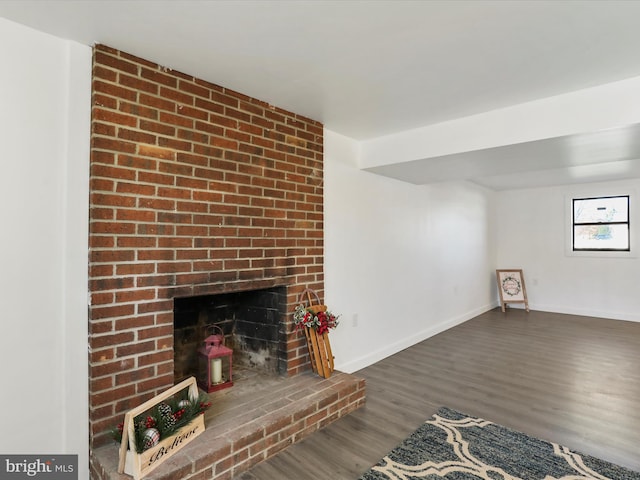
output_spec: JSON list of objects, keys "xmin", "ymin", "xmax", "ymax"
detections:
[
  {"xmin": 335, "ymin": 303, "xmax": 496, "ymax": 374},
  {"xmin": 527, "ymin": 303, "xmax": 640, "ymax": 323},
  {"xmin": 335, "ymin": 302, "xmax": 639, "ymax": 375}
]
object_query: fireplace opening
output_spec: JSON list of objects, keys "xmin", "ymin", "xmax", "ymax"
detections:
[{"xmin": 173, "ymin": 286, "xmax": 288, "ymax": 384}]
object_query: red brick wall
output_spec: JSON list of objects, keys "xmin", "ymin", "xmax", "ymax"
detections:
[{"xmin": 89, "ymin": 44, "xmax": 324, "ymax": 448}]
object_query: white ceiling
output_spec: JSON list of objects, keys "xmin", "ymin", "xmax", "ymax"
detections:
[{"xmin": 2, "ymin": 0, "xmax": 640, "ymax": 190}]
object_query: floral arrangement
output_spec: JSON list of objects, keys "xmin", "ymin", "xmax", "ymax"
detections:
[
  {"xmin": 111, "ymin": 389, "xmax": 211, "ymax": 453},
  {"xmin": 293, "ymin": 304, "xmax": 339, "ymax": 335}
]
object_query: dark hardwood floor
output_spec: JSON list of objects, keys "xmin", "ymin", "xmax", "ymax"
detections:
[{"xmin": 236, "ymin": 308, "xmax": 640, "ymax": 479}]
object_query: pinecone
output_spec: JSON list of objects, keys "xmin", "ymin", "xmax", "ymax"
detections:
[
  {"xmin": 157, "ymin": 402, "xmax": 176, "ymax": 431},
  {"xmin": 161, "ymin": 414, "xmax": 176, "ymax": 430},
  {"xmin": 157, "ymin": 402, "xmax": 172, "ymax": 417}
]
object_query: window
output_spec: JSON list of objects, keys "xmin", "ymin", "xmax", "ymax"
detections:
[{"xmin": 572, "ymin": 195, "xmax": 629, "ymax": 251}]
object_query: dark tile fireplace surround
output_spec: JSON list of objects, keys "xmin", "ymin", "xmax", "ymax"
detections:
[{"xmin": 88, "ymin": 45, "xmax": 365, "ymax": 479}]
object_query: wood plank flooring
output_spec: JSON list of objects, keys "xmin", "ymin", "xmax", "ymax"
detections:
[{"xmin": 235, "ymin": 308, "xmax": 640, "ymax": 479}]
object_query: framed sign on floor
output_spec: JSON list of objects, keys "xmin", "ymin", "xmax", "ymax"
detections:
[{"xmin": 496, "ymin": 269, "xmax": 529, "ymax": 313}]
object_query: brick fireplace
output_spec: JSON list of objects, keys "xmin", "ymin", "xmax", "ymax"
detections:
[{"xmin": 88, "ymin": 44, "xmax": 328, "ymax": 452}]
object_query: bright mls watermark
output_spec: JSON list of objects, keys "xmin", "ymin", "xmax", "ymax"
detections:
[{"xmin": 0, "ymin": 455, "xmax": 77, "ymax": 479}]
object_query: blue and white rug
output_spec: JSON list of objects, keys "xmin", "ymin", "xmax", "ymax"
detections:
[{"xmin": 359, "ymin": 407, "xmax": 639, "ymax": 480}]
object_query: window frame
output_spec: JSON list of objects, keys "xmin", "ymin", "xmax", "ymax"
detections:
[
  {"xmin": 565, "ymin": 188, "xmax": 636, "ymax": 259},
  {"xmin": 572, "ymin": 195, "xmax": 630, "ymax": 252}
]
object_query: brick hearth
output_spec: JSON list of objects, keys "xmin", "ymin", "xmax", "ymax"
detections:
[{"xmin": 91, "ymin": 371, "xmax": 365, "ymax": 480}]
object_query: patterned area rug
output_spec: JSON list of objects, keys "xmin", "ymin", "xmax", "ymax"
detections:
[{"xmin": 359, "ymin": 407, "xmax": 640, "ymax": 480}]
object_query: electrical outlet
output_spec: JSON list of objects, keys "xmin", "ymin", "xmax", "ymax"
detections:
[{"xmin": 352, "ymin": 313, "xmax": 359, "ymax": 327}]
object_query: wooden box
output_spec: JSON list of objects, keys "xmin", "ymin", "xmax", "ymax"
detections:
[{"xmin": 117, "ymin": 377, "xmax": 206, "ymax": 480}]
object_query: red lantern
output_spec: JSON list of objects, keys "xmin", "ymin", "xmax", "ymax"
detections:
[{"xmin": 197, "ymin": 325, "xmax": 233, "ymax": 392}]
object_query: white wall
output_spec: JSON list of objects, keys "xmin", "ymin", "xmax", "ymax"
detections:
[
  {"xmin": 0, "ymin": 17, "xmax": 91, "ymax": 473},
  {"xmin": 495, "ymin": 180, "xmax": 640, "ymax": 322},
  {"xmin": 324, "ymin": 130, "xmax": 497, "ymax": 373}
]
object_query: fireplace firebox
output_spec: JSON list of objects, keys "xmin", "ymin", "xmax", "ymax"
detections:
[{"xmin": 174, "ymin": 286, "xmax": 288, "ymax": 382}]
